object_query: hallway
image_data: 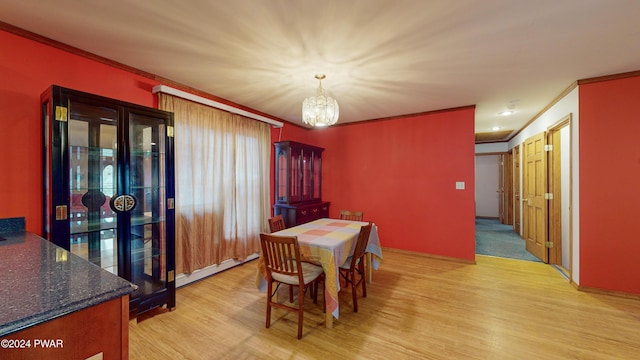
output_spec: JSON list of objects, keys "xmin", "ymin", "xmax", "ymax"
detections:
[{"xmin": 475, "ymin": 218, "xmax": 542, "ymax": 262}]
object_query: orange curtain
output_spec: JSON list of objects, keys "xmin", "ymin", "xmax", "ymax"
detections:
[{"xmin": 159, "ymin": 94, "xmax": 270, "ymax": 274}]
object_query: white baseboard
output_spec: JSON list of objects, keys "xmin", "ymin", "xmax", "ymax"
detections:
[{"xmin": 175, "ymin": 253, "xmax": 259, "ymax": 288}]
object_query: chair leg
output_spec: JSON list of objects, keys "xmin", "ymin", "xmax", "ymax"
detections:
[
  {"xmin": 359, "ymin": 261, "xmax": 367, "ymax": 298},
  {"xmin": 266, "ymin": 281, "xmax": 272, "ymax": 328},
  {"xmin": 312, "ymin": 280, "xmax": 318, "ymax": 304},
  {"xmin": 289, "ymin": 285, "xmax": 294, "ymax": 302},
  {"xmin": 297, "ymin": 284, "xmax": 304, "ymax": 339},
  {"xmin": 350, "ymin": 269, "xmax": 358, "ymax": 312}
]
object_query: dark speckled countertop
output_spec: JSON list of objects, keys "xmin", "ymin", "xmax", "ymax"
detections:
[{"xmin": 0, "ymin": 229, "xmax": 135, "ymax": 337}]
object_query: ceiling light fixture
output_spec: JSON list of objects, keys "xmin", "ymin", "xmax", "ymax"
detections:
[
  {"xmin": 302, "ymin": 74, "xmax": 339, "ymax": 127},
  {"xmin": 498, "ymin": 110, "xmax": 514, "ymax": 116}
]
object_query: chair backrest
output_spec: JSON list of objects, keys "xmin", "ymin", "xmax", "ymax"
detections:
[
  {"xmin": 268, "ymin": 214, "xmax": 286, "ymax": 233},
  {"xmin": 349, "ymin": 223, "xmax": 373, "ymax": 269},
  {"xmin": 339, "ymin": 210, "xmax": 364, "ymax": 221},
  {"xmin": 260, "ymin": 233, "xmax": 303, "ymax": 280}
]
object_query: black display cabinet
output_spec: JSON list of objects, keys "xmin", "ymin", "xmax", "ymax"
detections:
[{"xmin": 41, "ymin": 85, "xmax": 176, "ymax": 315}]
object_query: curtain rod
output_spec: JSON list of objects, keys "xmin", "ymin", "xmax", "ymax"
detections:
[{"xmin": 152, "ymin": 85, "xmax": 284, "ymax": 128}]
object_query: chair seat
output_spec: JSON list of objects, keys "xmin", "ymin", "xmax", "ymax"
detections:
[
  {"xmin": 272, "ymin": 261, "xmax": 323, "ymax": 285},
  {"xmin": 339, "ymin": 255, "xmax": 362, "ymax": 269}
]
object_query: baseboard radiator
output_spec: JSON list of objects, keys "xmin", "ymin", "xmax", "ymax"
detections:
[{"xmin": 175, "ymin": 253, "xmax": 259, "ymax": 288}]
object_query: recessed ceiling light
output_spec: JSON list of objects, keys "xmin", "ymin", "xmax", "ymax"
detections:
[
  {"xmin": 498, "ymin": 110, "xmax": 514, "ymax": 116},
  {"xmin": 492, "ymin": 126, "xmax": 501, "ymax": 131}
]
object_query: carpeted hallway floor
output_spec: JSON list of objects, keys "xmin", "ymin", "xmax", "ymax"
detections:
[{"xmin": 475, "ymin": 217, "xmax": 542, "ymax": 262}]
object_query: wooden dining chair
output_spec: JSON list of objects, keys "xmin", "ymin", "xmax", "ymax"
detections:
[
  {"xmin": 260, "ymin": 233, "xmax": 325, "ymax": 339},
  {"xmin": 268, "ymin": 214, "xmax": 286, "ymax": 233},
  {"xmin": 339, "ymin": 223, "xmax": 372, "ymax": 312},
  {"xmin": 339, "ymin": 210, "xmax": 364, "ymax": 221},
  {"xmin": 268, "ymin": 214, "xmax": 296, "ymax": 301}
]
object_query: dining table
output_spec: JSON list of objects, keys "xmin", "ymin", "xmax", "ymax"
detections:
[{"xmin": 256, "ymin": 217, "xmax": 383, "ymax": 329}]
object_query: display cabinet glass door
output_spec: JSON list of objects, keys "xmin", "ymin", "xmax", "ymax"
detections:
[
  {"xmin": 128, "ymin": 112, "xmax": 168, "ymax": 300},
  {"xmin": 68, "ymin": 102, "xmax": 119, "ymax": 274},
  {"xmin": 302, "ymin": 150, "xmax": 312, "ymax": 201},
  {"xmin": 312, "ymin": 152, "xmax": 322, "ymax": 201},
  {"xmin": 276, "ymin": 147, "xmax": 289, "ymax": 203},
  {"xmin": 290, "ymin": 147, "xmax": 302, "ymax": 203}
]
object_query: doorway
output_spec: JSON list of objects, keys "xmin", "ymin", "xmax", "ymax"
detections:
[
  {"xmin": 475, "ymin": 153, "xmax": 536, "ymax": 262},
  {"xmin": 475, "ymin": 114, "xmax": 572, "ymax": 271}
]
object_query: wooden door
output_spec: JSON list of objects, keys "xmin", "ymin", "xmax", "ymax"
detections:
[
  {"xmin": 499, "ymin": 153, "xmax": 513, "ymax": 225},
  {"xmin": 523, "ymin": 133, "xmax": 548, "ymax": 262},
  {"xmin": 498, "ymin": 155, "xmax": 505, "ymax": 223},
  {"xmin": 512, "ymin": 145, "xmax": 521, "ymax": 235},
  {"xmin": 547, "ymin": 115, "xmax": 573, "ymax": 273}
]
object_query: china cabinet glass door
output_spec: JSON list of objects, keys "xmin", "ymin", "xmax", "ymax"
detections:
[
  {"xmin": 276, "ymin": 148, "xmax": 288, "ymax": 203},
  {"xmin": 312, "ymin": 152, "xmax": 322, "ymax": 201},
  {"xmin": 290, "ymin": 148, "xmax": 302, "ymax": 203},
  {"xmin": 68, "ymin": 102, "xmax": 119, "ymax": 274},
  {"xmin": 302, "ymin": 150, "xmax": 312, "ymax": 201},
  {"xmin": 128, "ymin": 112, "xmax": 168, "ymax": 298}
]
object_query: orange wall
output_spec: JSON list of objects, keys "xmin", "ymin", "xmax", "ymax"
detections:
[
  {"xmin": 578, "ymin": 76, "xmax": 640, "ymax": 294},
  {"xmin": 276, "ymin": 109, "xmax": 477, "ymax": 261},
  {"xmin": 0, "ymin": 30, "xmax": 162, "ymax": 233}
]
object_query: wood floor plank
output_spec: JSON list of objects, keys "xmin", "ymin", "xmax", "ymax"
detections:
[{"xmin": 129, "ymin": 250, "xmax": 640, "ymax": 359}]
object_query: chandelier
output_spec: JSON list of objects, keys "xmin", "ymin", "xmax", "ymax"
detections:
[{"xmin": 302, "ymin": 74, "xmax": 339, "ymax": 127}]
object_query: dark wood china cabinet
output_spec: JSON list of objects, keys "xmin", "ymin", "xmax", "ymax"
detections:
[
  {"xmin": 41, "ymin": 85, "xmax": 176, "ymax": 316},
  {"xmin": 273, "ymin": 141, "xmax": 330, "ymax": 227}
]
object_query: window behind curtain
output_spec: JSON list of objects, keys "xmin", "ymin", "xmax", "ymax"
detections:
[{"xmin": 159, "ymin": 93, "xmax": 270, "ymax": 274}]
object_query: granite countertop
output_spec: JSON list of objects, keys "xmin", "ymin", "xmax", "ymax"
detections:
[{"xmin": 0, "ymin": 231, "xmax": 135, "ymax": 337}]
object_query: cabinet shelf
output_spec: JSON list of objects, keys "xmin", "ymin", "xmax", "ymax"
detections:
[
  {"xmin": 70, "ymin": 218, "xmax": 118, "ymax": 234},
  {"xmin": 131, "ymin": 215, "xmax": 166, "ymax": 226},
  {"xmin": 68, "ymin": 145, "xmax": 117, "ymax": 158},
  {"xmin": 130, "ymin": 150, "xmax": 166, "ymax": 156}
]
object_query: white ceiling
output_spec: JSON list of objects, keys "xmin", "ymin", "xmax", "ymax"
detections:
[{"xmin": 2, "ymin": 0, "xmax": 640, "ymax": 137}]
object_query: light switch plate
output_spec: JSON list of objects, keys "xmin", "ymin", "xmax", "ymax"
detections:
[{"xmin": 455, "ymin": 181, "xmax": 465, "ymax": 190}]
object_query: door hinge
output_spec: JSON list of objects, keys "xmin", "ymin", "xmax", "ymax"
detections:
[
  {"xmin": 544, "ymin": 193, "xmax": 554, "ymax": 200},
  {"xmin": 167, "ymin": 125, "xmax": 174, "ymax": 138},
  {"xmin": 544, "ymin": 144, "xmax": 553, "ymax": 151},
  {"xmin": 546, "ymin": 241, "xmax": 554, "ymax": 248},
  {"xmin": 55, "ymin": 205, "xmax": 68, "ymax": 220},
  {"xmin": 55, "ymin": 106, "xmax": 68, "ymax": 122}
]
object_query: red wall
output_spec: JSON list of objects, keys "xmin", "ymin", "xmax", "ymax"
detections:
[
  {"xmin": 276, "ymin": 109, "xmax": 477, "ymax": 261},
  {"xmin": 579, "ymin": 76, "xmax": 640, "ymax": 294},
  {"xmin": 322, "ymin": 111, "xmax": 476, "ymax": 260},
  {"xmin": 0, "ymin": 30, "xmax": 162, "ymax": 233}
]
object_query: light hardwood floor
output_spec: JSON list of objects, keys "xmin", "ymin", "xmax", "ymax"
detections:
[{"xmin": 129, "ymin": 250, "xmax": 640, "ymax": 359}]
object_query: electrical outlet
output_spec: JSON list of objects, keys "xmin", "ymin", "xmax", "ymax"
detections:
[{"xmin": 455, "ymin": 181, "xmax": 465, "ymax": 190}]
